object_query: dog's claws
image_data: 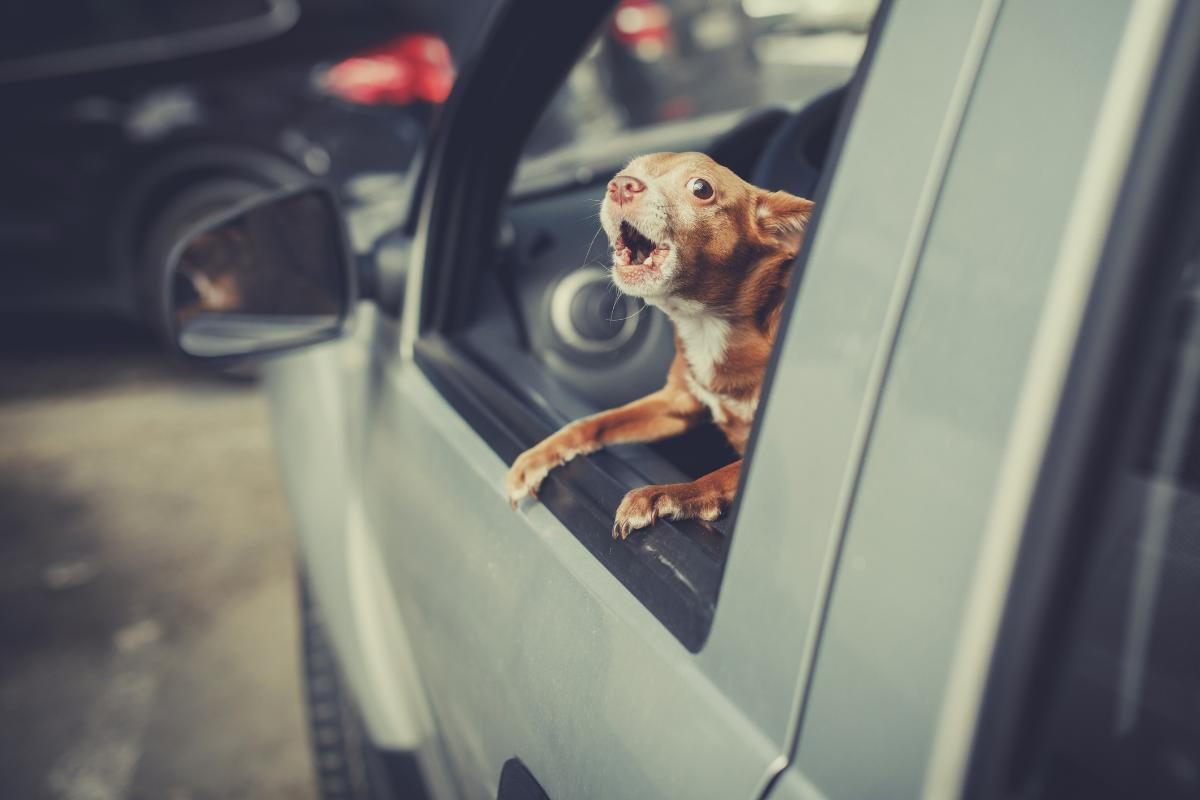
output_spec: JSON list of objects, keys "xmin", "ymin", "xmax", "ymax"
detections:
[{"xmin": 508, "ymin": 484, "xmax": 537, "ymax": 512}]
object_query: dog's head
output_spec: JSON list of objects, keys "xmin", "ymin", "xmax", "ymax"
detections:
[{"xmin": 600, "ymin": 152, "xmax": 814, "ymax": 315}]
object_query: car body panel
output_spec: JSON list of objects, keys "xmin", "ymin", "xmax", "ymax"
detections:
[
  {"xmin": 923, "ymin": 1, "xmax": 1177, "ymax": 796},
  {"xmin": 361, "ymin": 357, "xmax": 777, "ymax": 799},
  {"xmin": 264, "ymin": 313, "xmax": 414, "ymax": 744},
  {"xmin": 791, "ymin": 0, "xmax": 1146, "ymax": 798},
  {"xmin": 698, "ymin": 0, "xmax": 992, "ymax": 747},
  {"xmin": 266, "ymin": 310, "xmax": 465, "ymax": 797}
]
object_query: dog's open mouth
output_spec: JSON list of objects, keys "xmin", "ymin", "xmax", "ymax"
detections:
[{"xmin": 613, "ymin": 220, "xmax": 670, "ymax": 274}]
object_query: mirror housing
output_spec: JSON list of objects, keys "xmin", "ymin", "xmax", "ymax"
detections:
[{"xmin": 147, "ymin": 184, "xmax": 356, "ymax": 361}]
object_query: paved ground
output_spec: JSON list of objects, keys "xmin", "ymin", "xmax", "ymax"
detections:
[{"xmin": 0, "ymin": 317, "xmax": 318, "ymax": 800}]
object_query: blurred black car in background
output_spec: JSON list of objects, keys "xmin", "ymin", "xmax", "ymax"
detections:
[
  {"xmin": 0, "ymin": 0, "xmax": 866, "ymax": 335},
  {"xmin": 0, "ymin": 0, "xmax": 454, "ymax": 325}
]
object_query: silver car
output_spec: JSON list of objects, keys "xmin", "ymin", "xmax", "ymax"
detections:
[{"xmin": 146, "ymin": 0, "xmax": 1200, "ymax": 797}]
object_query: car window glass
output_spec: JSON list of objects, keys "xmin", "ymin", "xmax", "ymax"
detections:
[
  {"xmin": 1024, "ymin": 248, "xmax": 1200, "ymax": 799},
  {"xmin": 523, "ymin": 0, "xmax": 879, "ymax": 159}
]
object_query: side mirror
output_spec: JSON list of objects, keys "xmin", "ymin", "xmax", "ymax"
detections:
[{"xmin": 151, "ymin": 185, "xmax": 356, "ymax": 360}]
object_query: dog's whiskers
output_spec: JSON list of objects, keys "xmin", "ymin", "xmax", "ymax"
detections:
[
  {"xmin": 608, "ymin": 290, "xmax": 647, "ymax": 323},
  {"xmin": 581, "ymin": 224, "xmax": 605, "ymax": 270}
]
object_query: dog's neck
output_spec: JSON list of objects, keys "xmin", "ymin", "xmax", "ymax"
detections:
[
  {"xmin": 655, "ymin": 263, "xmax": 789, "ymax": 384},
  {"xmin": 660, "ymin": 298, "xmax": 731, "ymax": 387}
]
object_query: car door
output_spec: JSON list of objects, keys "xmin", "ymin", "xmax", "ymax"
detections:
[
  {"xmin": 760, "ymin": 0, "xmax": 1180, "ymax": 798},
  {"xmin": 344, "ymin": 0, "xmax": 1014, "ymax": 796}
]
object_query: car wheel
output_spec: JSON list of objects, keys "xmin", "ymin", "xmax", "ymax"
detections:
[{"xmin": 299, "ymin": 573, "xmax": 395, "ymax": 800}]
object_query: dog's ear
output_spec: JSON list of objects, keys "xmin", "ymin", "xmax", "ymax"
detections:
[{"xmin": 755, "ymin": 191, "xmax": 814, "ymax": 251}]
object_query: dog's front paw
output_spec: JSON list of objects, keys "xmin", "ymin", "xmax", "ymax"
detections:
[
  {"xmin": 612, "ymin": 481, "xmax": 732, "ymax": 539},
  {"xmin": 613, "ymin": 486, "xmax": 678, "ymax": 539},
  {"xmin": 506, "ymin": 442, "xmax": 570, "ymax": 508}
]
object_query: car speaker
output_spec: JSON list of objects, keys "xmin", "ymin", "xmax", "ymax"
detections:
[{"xmin": 549, "ymin": 265, "xmax": 642, "ymax": 356}]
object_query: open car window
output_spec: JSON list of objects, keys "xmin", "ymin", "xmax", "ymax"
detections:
[{"xmin": 417, "ymin": 0, "xmax": 883, "ymax": 650}]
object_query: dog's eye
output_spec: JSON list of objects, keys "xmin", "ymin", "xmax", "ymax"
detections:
[{"xmin": 688, "ymin": 177, "xmax": 714, "ymax": 200}]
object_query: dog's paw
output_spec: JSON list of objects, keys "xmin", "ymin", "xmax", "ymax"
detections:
[
  {"xmin": 612, "ymin": 486, "xmax": 677, "ymax": 539},
  {"xmin": 506, "ymin": 444, "xmax": 568, "ymax": 508},
  {"xmin": 612, "ymin": 484, "xmax": 729, "ymax": 538}
]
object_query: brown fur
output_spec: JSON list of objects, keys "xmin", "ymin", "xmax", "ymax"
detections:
[{"xmin": 507, "ymin": 152, "xmax": 813, "ymax": 538}]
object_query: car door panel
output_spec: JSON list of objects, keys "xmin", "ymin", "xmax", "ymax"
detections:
[
  {"xmin": 263, "ymin": 312, "xmax": 464, "ymax": 793},
  {"xmin": 357, "ymin": 0, "xmax": 1011, "ymax": 796},
  {"xmin": 362, "ymin": 360, "xmax": 776, "ymax": 799},
  {"xmin": 784, "ymin": 0, "xmax": 1152, "ymax": 798},
  {"xmin": 695, "ymin": 0, "xmax": 994, "ymax": 746}
]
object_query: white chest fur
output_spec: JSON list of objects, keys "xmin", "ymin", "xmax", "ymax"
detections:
[
  {"xmin": 662, "ymin": 301, "xmax": 758, "ymax": 425},
  {"xmin": 684, "ymin": 370, "xmax": 730, "ymax": 423},
  {"xmin": 670, "ymin": 305, "xmax": 729, "ymax": 386}
]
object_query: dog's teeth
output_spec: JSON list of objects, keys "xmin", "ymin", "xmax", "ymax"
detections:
[{"xmin": 643, "ymin": 255, "xmax": 653, "ymax": 265}]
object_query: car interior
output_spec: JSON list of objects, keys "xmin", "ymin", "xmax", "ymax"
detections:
[{"xmin": 454, "ymin": 90, "xmax": 849, "ymax": 515}]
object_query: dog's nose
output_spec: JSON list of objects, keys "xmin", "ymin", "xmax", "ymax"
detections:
[{"xmin": 608, "ymin": 175, "xmax": 645, "ymax": 205}]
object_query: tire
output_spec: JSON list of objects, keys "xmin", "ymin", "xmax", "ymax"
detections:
[{"xmin": 299, "ymin": 573, "xmax": 396, "ymax": 800}]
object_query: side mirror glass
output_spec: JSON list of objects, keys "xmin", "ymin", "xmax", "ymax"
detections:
[{"xmin": 160, "ymin": 186, "xmax": 355, "ymax": 360}]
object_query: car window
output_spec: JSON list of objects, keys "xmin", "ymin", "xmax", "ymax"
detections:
[
  {"xmin": 1022, "ymin": 242, "xmax": 1200, "ymax": 798},
  {"xmin": 523, "ymin": 0, "xmax": 878, "ymax": 159},
  {"xmin": 431, "ymin": 0, "xmax": 883, "ymax": 650},
  {"xmin": 504, "ymin": 0, "xmax": 882, "ymax": 419}
]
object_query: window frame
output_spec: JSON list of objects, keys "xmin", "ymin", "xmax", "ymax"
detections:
[
  {"xmin": 405, "ymin": 0, "xmax": 888, "ymax": 650},
  {"xmin": 963, "ymin": 2, "xmax": 1200, "ymax": 795}
]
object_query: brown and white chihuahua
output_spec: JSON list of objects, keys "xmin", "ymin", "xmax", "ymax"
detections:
[{"xmin": 506, "ymin": 152, "xmax": 814, "ymax": 538}]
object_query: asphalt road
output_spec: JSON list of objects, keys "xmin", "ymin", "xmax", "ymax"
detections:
[{"xmin": 0, "ymin": 318, "xmax": 318, "ymax": 800}]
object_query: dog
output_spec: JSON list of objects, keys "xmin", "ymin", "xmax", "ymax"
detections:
[
  {"xmin": 174, "ymin": 221, "xmax": 341, "ymax": 324},
  {"xmin": 506, "ymin": 152, "xmax": 813, "ymax": 538},
  {"xmin": 174, "ymin": 228, "xmax": 249, "ymax": 323}
]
